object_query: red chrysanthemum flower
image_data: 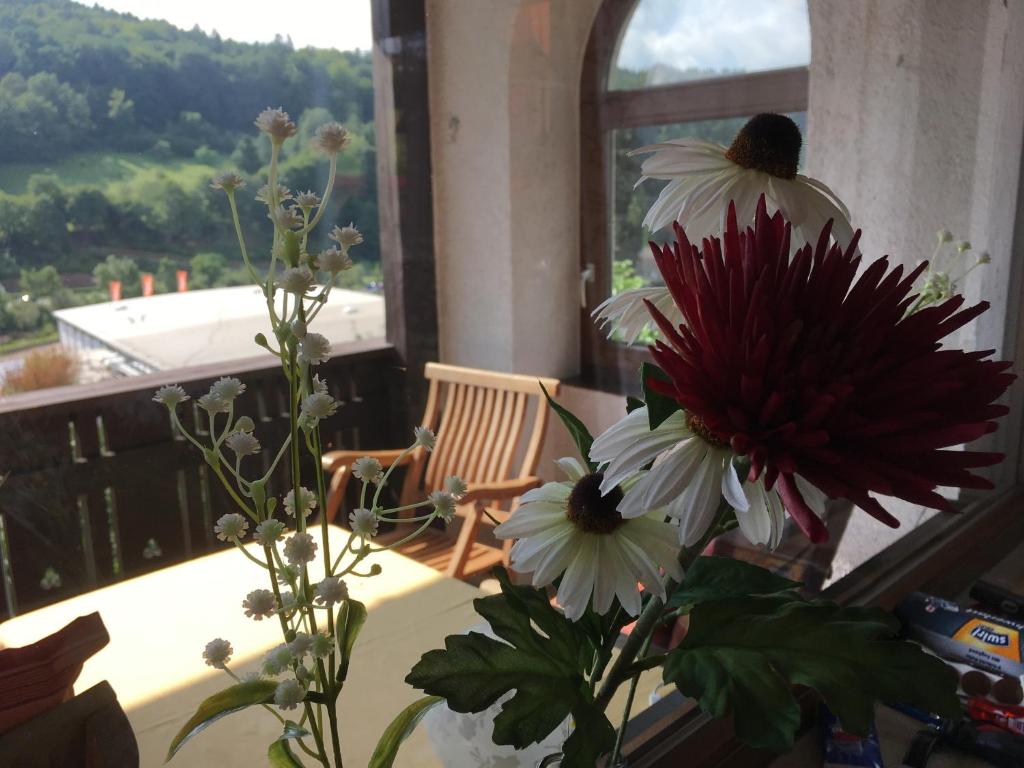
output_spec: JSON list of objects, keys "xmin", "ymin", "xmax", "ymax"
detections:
[{"xmin": 643, "ymin": 195, "xmax": 1014, "ymax": 542}]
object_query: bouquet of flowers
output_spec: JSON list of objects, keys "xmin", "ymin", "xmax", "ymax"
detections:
[{"xmin": 162, "ymin": 108, "xmax": 1013, "ymax": 768}]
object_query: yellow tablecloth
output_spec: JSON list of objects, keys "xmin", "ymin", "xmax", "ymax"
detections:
[{"xmin": 0, "ymin": 525, "xmax": 483, "ymax": 767}]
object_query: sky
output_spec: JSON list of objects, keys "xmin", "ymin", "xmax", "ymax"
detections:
[
  {"xmin": 73, "ymin": 0, "xmax": 373, "ymax": 51},
  {"xmin": 616, "ymin": 0, "xmax": 810, "ymax": 74}
]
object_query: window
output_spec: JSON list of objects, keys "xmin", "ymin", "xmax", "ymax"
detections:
[{"xmin": 580, "ymin": 0, "xmax": 810, "ymax": 388}]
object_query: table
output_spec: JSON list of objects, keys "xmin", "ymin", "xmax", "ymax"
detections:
[{"xmin": 0, "ymin": 526, "xmax": 484, "ymax": 767}]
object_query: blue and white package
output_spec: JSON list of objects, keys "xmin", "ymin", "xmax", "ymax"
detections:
[{"xmin": 821, "ymin": 704, "xmax": 884, "ymax": 768}]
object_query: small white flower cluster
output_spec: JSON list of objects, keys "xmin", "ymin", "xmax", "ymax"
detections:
[
  {"xmin": 349, "ymin": 507, "xmax": 379, "ymax": 538},
  {"xmin": 202, "ymin": 638, "xmax": 233, "ymax": 669},
  {"xmin": 314, "ymin": 575, "xmax": 348, "ymax": 607},
  {"xmin": 284, "ymin": 532, "xmax": 318, "ymax": 564},
  {"xmin": 242, "ymin": 588, "xmax": 277, "ymax": 621},
  {"xmin": 254, "ymin": 519, "xmax": 285, "ymax": 546},
  {"xmin": 428, "ymin": 490, "xmax": 457, "ymax": 523},
  {"xmin": 284, "ymin": 487, "xmax": 317, "ymax": 519},
  {"xmin": 300, "ymin": 391, "xmax": 338, "ymax": 429},
  {"xmin": 214, "ymin": 513, "xmax": 249, "ymax": 542},
  {"xmin": 153, "ymin": 384, "xmax": 189, "ymax": 409},
  {"xmin": 351, "ymin": 456, "xmax": 383, "ymax": 484},
  {"xmin": 414, "ymin": 426, "xmax": 436, "ymax": 451}
]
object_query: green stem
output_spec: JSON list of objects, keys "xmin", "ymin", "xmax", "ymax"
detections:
[
  {"xmin": 610, "ymin": 633, "xmax": 653, "ymax": 766},
  {"xmin": 594, "ymin": 499, "xmax": 731, "ymax": 712}
]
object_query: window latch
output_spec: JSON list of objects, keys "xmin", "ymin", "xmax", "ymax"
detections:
[{"xmin": 580, "ymin": 263, "xmax": 595, "ymax": 308}]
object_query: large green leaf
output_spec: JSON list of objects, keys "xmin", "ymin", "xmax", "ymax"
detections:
[
  {"xmin": 640, "ymin": 361, "xmax": 681, "ymax": 429},
  {"xmin": 166, "ymin": 680, "xmax": 277, "ymax": 761},
  {"xmin": 663, "ymin": 594, "xmax": 961, "ymax": 751},
  {"xmin": 666, "ymin": 556, "xmax": 800, "ymax": 609},
  {"xmin": 405, "ymin": 569, "xmax": 614, "ymax": 766},
  {"xmin": 368, "ymin": 695, "xmax": 443, "ymax": 768},
  {"xmin": 267, "ymin": 739, "xmax": 303, "ymax": 767},
  {"xmin": 540, "ymin": 383, "xmax": 597, "ymax": 472},
  {"xmin": 336, "ymin": 599, "xmax": 368, "ymax": 682}
]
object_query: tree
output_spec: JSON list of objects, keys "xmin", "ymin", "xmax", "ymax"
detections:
[
  {"xmin": 93, "ymin": 254, "xmax": 141, "ymax": 297},
  {"xmin": 190, "ymin": 251, "xmax": 227, "ymax": 289},
  {"xmin": 230, "ymin": 136, "xmax": 262, "ymax": 174},
  {"xmin": 155, "ymin": 256, "xmax": 181, "ymax": 293},
  {"xmin": 20, "ymin": 265, "xmax": 62, "ymax": 300}
]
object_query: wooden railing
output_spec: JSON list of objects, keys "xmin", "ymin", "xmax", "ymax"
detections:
[{"xmin": 0, "ymin": 340, "xmax": 409, "ymax": 619}]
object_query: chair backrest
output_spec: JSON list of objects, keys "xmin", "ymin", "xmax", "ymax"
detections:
[{"xmin": 408, "ymin": 363, "xmax": 560, "ymax": 500}]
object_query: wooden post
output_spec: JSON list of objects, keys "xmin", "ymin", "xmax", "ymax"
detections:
[{"xmin": 371, "ymin": 0, "xmax": 438, "ymax": 429}]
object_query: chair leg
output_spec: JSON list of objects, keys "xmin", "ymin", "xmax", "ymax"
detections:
[{"xmin": 445, "ymin": 501, "xmax": 485, "ymax": 580}]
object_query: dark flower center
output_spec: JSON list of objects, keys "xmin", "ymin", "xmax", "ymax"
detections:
[
  {"xmin": 566, "ymin": 473, "xmax": 625, "ymax": 535},
  {"xmin": 724, "ymin": 113, "xmax": 801, "ymax": 179},
  {"xmin": 686, "ymin": 412, "xmax": 729, "ymax": 449}
]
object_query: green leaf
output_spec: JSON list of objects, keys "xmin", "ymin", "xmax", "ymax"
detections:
[
  {"xmin": 666, "ymin": 556, "xmax": 801, "ymax": 609},
  {"xmin": 540, "ymin": 383, "xmax": 597, "ymax": 472},
  {"xmin": 368, "ymin": 695, "xmax": 443, "ymax": 768},
  {"xmin": 166, "ymin": 680, "xmax": 277, "ymax": 761},
  {"xmin": 663, "ymin": 594, "xmax": 961, "ymax": 752},
  {"xmin": 640, "ymin": 362, "xmax": 681, "ymax": 429},
  {"xmin": 405, "ymin": 568, "xmax": 614, "ymax": 764},
  {"xmin": 336, "ymin": 599, "xmax": 368, "ymax": 682},
  {"xmin": 625, "ymin": 395, "xmax": 645, "ymax": 413},
  {"xmin": 267, "ymin": 739, "xmax": 304, "ymax": 767}
]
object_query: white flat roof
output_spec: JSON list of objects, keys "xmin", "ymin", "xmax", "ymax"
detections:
[{"xmin": 53, "ymin": 284, "xmax": 385, "ymax": 371}]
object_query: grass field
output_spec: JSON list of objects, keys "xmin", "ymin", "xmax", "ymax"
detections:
[{"xmin": 0, "ymin": 151, "xmax": 224, "ymax": 198}]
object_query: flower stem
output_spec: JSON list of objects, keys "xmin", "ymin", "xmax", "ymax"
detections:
[
  {"xmin": 594, "ymin": 499, "xmax": 731, "ymax": 714},
  {"xmin": 610, "ymin": 632, "xmax": 653, "ymax": 766}
]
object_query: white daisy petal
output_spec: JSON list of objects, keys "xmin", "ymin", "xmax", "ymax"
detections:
[
  {"xmin": 554, "ymin": 456, "xmax": 587, "ymax": 482},
  {"xmin": 592, "ymin": 408, "xmax": 690, "ymax": 493},
  {"xmin": 675, "ymin": 456, "xmax": 724, "ymax": 546},
  {"xmin": 558, "ymin": 542, "xmax": 599, "ymax": 621},
  {"xmin": 494, "ymin": 502, "xmax": 566, "ymax": 539},
  {"xmin": 721, "ymin": 456, "xmax": 749, "ymax": 512}
]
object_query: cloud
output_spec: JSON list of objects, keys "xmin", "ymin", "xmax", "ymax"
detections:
[{"xmin": 616, "ymin": 0, "xmax": 810, "ymax": 76}]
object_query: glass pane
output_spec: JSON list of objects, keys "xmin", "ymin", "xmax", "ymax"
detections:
[
  {"xmin": 0, "ymin": 0, "xmax": 381, "ymax": 392},
  {"xmin": 607, "ymin": 113, "xmax": 807, "ymax": 344},
  {"xmin": 610, "ymin": 0, "xmax": 810, "ymax": 90}
]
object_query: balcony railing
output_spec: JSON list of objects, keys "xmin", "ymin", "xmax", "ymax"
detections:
[{"xmin": 0, "ymin": 339, "xmax": 407, "ymax": 619}]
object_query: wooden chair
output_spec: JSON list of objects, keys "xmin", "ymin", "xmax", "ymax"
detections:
[{"xmin": 323, "ymin": 362, "xmax": 560, "ymax": 580}]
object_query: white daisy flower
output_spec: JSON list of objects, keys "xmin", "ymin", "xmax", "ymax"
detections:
[
  {"xmin": 274, "ymin": 678, "xmax": 304, "ymax": 710},
  {"xmin": 329, "ymin": 224, "xmax": 363, "ymax": 249},
  {"xmin": 590, "ymin": 407, "xmax": 746, "ymax": 547},
  {"xmin": 210, "ymin": 376, "xmax": 246, "ymax": 401},
  {"xmin": 197, "ymin": 393, "xmax": 230, "ymax": 414},
  {"xmin": 298, "ymin": 332, "xmax": 331, "ymax": 365},
  {"xmin": 284, "ymin": 532, "xmax": 317, "ymax": 564},
  {"xmin": 592, "ymin": 286, "xmax": 681, "ymax": 347},
  {"xmin": 289, "ymin": 632, "xmax": 314, "ymax": 659},
  {"xmin": 595, "ymin": 113, "xmax": 853, "ymax": 344},
  {"xmin": 242, "ymin": 588, "xmax": 277, "ymax": 620},
  {"xmin": 254, "ymin": 519, "xmax": 285, "ymax": 546},
  {"xmin": 494, "ymin": 461, "xmax": 681, "ymax": 621},
  {"xmin": 311, "ymin": 375, "xmax": 328, "ymax": 394},
  {"xmin": 414, "ymin": 426, "xmax": 436, "ymax": 451},
  {"xmin": 314, "ymin": 575, "xmax": 348, "ymax": 607},
  {"xmin": 349, "ymin": 507, "xmax": 378, "ymax": 538},
  {"xmin": 202, "ymin": 638, "xmax": 233, "ymax": 669},
  {"xmin": 310, "ymin": 632, "xmax": 334, "ymax": 658},
  {"xmin": 428, "ymin": 490, "xmax": 457, "ymax": 522},
  {"xmin": 318, "ymin": 246, "xmax": 353, "ymax": 274},
  {"xmin": 351, "ymin": 456, "xmax": 383, "ymax": 485},
  {"xmin": 225, "ymin": 431, "xmax": 261, "ymax": 456},
  {"xmin": 153, "ymin": 384, "xmax": 189, "ymax": 408},
  {"xmin": 277, "ymin": 266, "xmax": 315, "ymax": 295},
  {"xmin": 300, "ymin": 392, "xmax": 338, "ymax": 421},
  {"xmin": 262, "ymin": 643, "xmax": 294, "ymax": 676},
  {"xmin": 444, "ymin": 475, "xmax": 467, "ymax": 498},
  {"xmin": 214, "ymin": 513, "xmax": 249, "ymax": 542},
  {"xmin": 283, "ymin": 487, "xmax": 317, "ymax": 518}
]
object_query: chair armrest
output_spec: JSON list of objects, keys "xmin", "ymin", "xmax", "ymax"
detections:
[
  {"xmin": 460, "ymin": 476, "xmax": 543, "ymax": 505},
  {"xmin": 321, "ymin": 448, "xmax": 415, "ymax": 473}
]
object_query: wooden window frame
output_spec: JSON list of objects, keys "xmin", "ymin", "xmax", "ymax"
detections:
[{"xmin": 579, "ymin": 0, "xmax": 808, "ymax": 391}]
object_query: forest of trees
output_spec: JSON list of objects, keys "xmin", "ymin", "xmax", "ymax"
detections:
[{"xmin": 0, "ymin": 0, "xmax": 380, "ymax": 342}]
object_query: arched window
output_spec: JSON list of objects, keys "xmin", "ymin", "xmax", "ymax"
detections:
[{"xmin": 580, "ymin": 0, "xmax": 810, "ymax": 389}]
